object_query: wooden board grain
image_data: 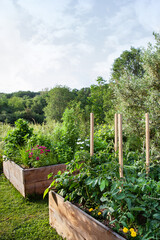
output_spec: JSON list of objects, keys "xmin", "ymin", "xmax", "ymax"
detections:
[
  {"xmin": 49, "ymin": 191, "xmax": 126, "ymax": 240},
  {"xmin": 25, "ymin": 178, "xmax": 54, "ymax": 195},
  {"xmin": 23, "ymin": 164, "xmax": 66, "ymax": 184},
  {"xmin": 3, "ymin": 160, "xmax": 25, "ymax": 196},
  {"xmin": 3, "ymin": 159, "xmax": 66, "ymax": 197}
]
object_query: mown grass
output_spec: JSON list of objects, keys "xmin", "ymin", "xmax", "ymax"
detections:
[{"xmin": 0, "ymin": 173, "xmax": 63, "ymax": 240}]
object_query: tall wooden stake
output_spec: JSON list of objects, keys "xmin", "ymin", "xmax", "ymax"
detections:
[
  {"xmin": 146, "ymin": 113, "xmax": 150, "ymax": 175},
  {"xmin": 118, "ymin": 114, "xmax": 123, "ymax": 178},
  {"xmin": 90, "ymin": 113, "xmax": 94, "ymax": 157},
  {"xmin": 114, "ymin": 113, "xmax": 118, "ymax": 154}
]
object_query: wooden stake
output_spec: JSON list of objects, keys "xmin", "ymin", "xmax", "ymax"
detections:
[
  {"xmin": 145, "ymin": 113, "xmax": 150, "ymax": 175},
  {"xmin": 114, "ymin": 113, "xmax": 118, "ymax": 154},
  {"xmin": 118, "ymin": 114, "xmax": 123, "ymax": 178},
  {"xmin": 90, "ymin": 113, "xmax": 94, "ymax": 157}
]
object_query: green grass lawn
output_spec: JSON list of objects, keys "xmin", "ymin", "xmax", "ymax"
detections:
[{"xmin": 0, "ymin": 173, "xmax": 63, "ymax": 240}]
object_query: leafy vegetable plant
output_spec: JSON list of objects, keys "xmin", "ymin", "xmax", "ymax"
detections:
[{"xmin": 44, "ymin": 145, "xmax": 160, "ymax": 240}]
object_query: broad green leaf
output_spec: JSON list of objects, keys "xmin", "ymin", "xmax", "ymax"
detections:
[
  {"xmin": 108, "ymin": 207, "xmax": 114, "ymax": 213},
  {"xmin": 92, "ymin": 178, "xmax": 98, "ymax": 187},
  {"xmin": 48, "ymin": 172, "xmax": 53, "ymax": 179},
  {"xmin": 100, "ymin": 196, "xmax": 109, "ymax": 202},
  {"xmin": 153, "ymin": 213, "xmax": 160, "ymax": 220},
  {"xmin": 114, "ymin": 193, "xmax": 125, "ymax": 200},
  {"xmin": 85, "ymin": 178, "xmax": 94, "ymax": 185},
  {"xmin": 126, "ymin": 212, "xmax": 135, "ymax": 220},
  {"xmin": 131, "ymin": 207, "xmax": 145, "ymax": 211},
  {"xmin": 100, "ymin": 180, "xmax": 106, "ymax": 191},
  {"xmin": 43, "ymin": 188, "xmax": 49, "ymax": 198},
  {"xmin": 105, "ymin": 180, "xmax": 109, "ymax": 187}
]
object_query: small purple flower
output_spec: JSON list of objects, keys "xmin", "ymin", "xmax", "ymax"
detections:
[{"xmin": 36, "ymin": 156, "xmax": 40, "ymax": 160}]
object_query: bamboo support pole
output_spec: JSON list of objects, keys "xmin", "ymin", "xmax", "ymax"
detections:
[
  {"xmin": 118, "ymin": 114, "xmax": 123, "ymax": 178},
  {"xmin": 114, "ymin": 113, "xmax": 118, "ymax": 154},
  {"xmin": 90, "ymin": 113, "xmax": 94, "ymax": 157},
  {"xmin": 145, "ymin": 113, "xmax": 150, "ymax": 175}
]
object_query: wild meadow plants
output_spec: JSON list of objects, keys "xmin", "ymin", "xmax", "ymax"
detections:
[{"xmin": 3, "ymin": 109, "xmax": 80, "ymax": 168}]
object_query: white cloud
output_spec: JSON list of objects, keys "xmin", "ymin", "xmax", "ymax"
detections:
[
  {"xmin": 135, "ymin": 0, "xmax": 160, "ymax": 32},
  {"xmin": 0, "ymin": 0, "xmax": 159, "ymax": 93}
]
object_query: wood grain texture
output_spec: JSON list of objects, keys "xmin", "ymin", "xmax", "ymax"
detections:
[
  {"xmin": 145, "ymin": 113, "xmax": 150, "ymax": 174},
  {"xmin": 90, "ymin": 113, "xmax": 94, "ymax": 157},
  {"xmin": 3, "ymin": 159, "xmax": 66, "ymax": 197},
  {"xmin": 23, "ymin": 164, "xmax": 66, "ymax": 183},
  {"xmin": 49, "ymin": 191, "xmax": 126, "ymax": 240},
  {"xmin": 3, "ymin": 160, "xmax": 25, "ymax": 196},
  {"xmin": 118, "ymin": 114, "xmax": 123, "ymax": 178}
]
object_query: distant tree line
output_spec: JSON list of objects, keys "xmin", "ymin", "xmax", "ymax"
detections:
[
  {"xmin": 0, "ymin": 91, "xmax": 47, "ymax": 124},
  {"xmin": 0, "ymin": 81, "xmax": 114, "ymax": 126},
  {"xmin": 1, "ymin": 33, "xmax": 160, "ymax": 154}
]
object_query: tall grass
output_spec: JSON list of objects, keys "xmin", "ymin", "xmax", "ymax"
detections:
[{"xmin": 0, "ymin": 123, "xmax": 13, "ymax": 171}]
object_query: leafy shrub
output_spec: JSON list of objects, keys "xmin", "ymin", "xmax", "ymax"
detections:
[
  {"xmin": 51, "ymin": 108, "xmax": 80, "ymax": 162},
  {"xmin": 4, "ymin": 119, "xmax": 34, "ymax": 161}
]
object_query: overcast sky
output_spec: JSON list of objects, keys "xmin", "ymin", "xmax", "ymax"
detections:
[{"xmin": 0, "ymin": 0, "xmax": 159, "ymax": 93}]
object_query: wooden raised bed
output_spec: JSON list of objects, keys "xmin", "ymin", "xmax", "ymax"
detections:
[
  {"xmin": 3, "ymin": 159, "xmax": 66, "ymax": 197},
  {"xmin": 49, "ymin": 191, "xmax": 126, "ymax": 240}
]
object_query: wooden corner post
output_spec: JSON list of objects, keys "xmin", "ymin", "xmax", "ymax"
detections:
[
  {"xmin": 90, "ymin": 113, "xmax": 94, "ymax": 157},
  {"xmin": 145, "ymin": 113, "xmax": 150, "ymax": 175},
  {"xmin": 118, "ymin": 114, "xmax": 123, "ymax": 178}
]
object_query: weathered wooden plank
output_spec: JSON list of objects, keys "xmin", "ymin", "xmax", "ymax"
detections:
[
  {"xmin": 3, "ymin": 160, "xmax": 25, "ymax": 196},
  {"xmin": 3, "ymin": 160, "xmax": 66, "ymax": 197},
  {"xmin": 3, "ymin": 160, "xmax": 24, "ymax": 183},
  {"xmin": 23, "ymin": 164, "xmax": 66, "ymax": 184},
  {"xmin": 25, "ymin": 178, "xmax": 54, "ymax": 195},
  {"xmin": 49, "ymin": 191, "xmax": 126, "ymax": 240}
]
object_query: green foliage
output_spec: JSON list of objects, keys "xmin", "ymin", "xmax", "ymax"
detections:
[
  {"xmin": 111, "ymin": 47, "xmax": 144, "ymax": 82},
  {"xmin": 111, "ymin": 33, "xmax": 160, "ymax": 154},
  {"xmin": 4, "ymin": 119, "xmax": 34, "ymax": 161},
  {"xmin": 50, "ymin": 107, "xmax": 80, "ymax": 163},
  {"xmin": 0, "ymin": 91, "xmax": 46, "ymax": 124},
  {"xmin": 88, "ymin": 77, "xmax": 114, "ymax": 125},
  {"xmin": 46, "ymin": 145, "xmax": 160, "ymax": 239},
  {"xmin": 44, "ymin": 86, "xmax": 75, "ymax": 122},
  {"xmin": 3, "ymin": 108, "xmax": 80, "ymax": 167},
  {"xmin": 18, "ymin": 145, "xmax": 57, "ymax": 168}
]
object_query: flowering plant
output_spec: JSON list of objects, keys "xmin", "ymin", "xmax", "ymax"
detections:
[
  {"xmin": 123, "ymin": 227, "xmax": 137, "ymax": 238},
  {"xmin": 25, "ymin": 145, "xmax": 57, "ymax": 168}
]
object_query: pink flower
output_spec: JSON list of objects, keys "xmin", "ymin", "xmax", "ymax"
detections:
[
  {"xmin": 29, "ymin": 155, "xmax": 32, "ymax": 158},
  {"xmin": 36, "ymin": 156, "xmax": 40, "ymax": 160}
]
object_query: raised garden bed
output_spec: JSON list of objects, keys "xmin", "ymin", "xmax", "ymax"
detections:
[
  {"xmin": 49, "ymin": 191, "xmax": 126, "ymax": 240},
  {"xmin": 3, "ymin": 159, "xmax": 66, "ymax": 197}
]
